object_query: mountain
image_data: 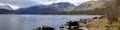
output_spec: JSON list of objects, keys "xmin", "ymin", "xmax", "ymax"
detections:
[
  {"xmin": 49, "ymin": 0, "xmax": 111, "ymax": 15},
  {"xmin": 70, "ymin": 0, "xmax": 111, "ymax": 15},
  {"xmin": 0, "ymin": 9, "xmax": 14, "ymax": 14},
  {"xmin": 16, "ymin": 5, "xmax": 47, "ymax": 14},
  {"xmin": 74, "ymin": 1, "xmax": 106, "ymax": 11},
  {"xmin": 0, "ymin": 5, "xmax": 13, "ymax": 10},
  {"xmin": 48, "ymin": 2, "xmax": 75, "ymax": 11},
  {"xmin": 0, "ymin": 5, "xmax": 14, "ymax": 14},
  {"xmin": 0, "ymin": 1, "xmax": 110, "ymax": 14},
  {"xmin": 16, "ymin": 2, "xmax": 75, "ymax": 14}
]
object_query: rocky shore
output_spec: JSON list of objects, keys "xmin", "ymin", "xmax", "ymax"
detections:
[{"xmin": 33, "ymin": 16, "xmax": 104, "ymax": 30}]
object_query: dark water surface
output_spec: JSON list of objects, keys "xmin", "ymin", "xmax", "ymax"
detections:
[{"xmin": 0, "ymin": 15, "xmax": 101, "ymax": 30}]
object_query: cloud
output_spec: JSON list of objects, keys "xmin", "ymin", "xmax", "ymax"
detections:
[
  {"xmin": 0, "ymin": 3, "xmax": 19, "ymax": 10},
  {"xmin": 0, "ymin": 0, "xmax": 39, "ymax": 8},
  {"xmin": 0, "ymin": 0, "xmax": 89, "ymax": 9}
]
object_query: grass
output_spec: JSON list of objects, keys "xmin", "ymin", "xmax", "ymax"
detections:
[
  {"xmin": 86, "ymin": 17, "xmax": 120, "ymax": 30},
  {"xmin": 86, "ymin": 17, "xmax": 108, "ymax": 30}
]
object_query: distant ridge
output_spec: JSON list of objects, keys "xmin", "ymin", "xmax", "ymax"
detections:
[{"xmin": 15, "ymin": 2, "xmax": 75, "ymax": 14}]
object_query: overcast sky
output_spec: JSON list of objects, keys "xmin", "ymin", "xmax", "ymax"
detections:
[{"xmin": 0, "ymin": 0, "xmax": 90, "ymax": 9}]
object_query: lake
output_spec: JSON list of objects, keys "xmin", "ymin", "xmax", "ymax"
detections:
[{"xmin": 0, "ymin": 15, "xmax": 101, "ymax": 30}]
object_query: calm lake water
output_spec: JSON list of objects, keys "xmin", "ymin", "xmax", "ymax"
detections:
[{"xmin": 0, "ymin": 15, "xmax": 101, "ymax": 30}]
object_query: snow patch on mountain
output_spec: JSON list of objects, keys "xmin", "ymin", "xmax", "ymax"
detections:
[{"xmin": 0, "ymin": 5, "xmax": 13, "ymax": 10}]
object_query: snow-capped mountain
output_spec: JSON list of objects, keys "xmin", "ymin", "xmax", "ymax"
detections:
[{"xmin": 0, "ymin": 5, "xmax": 13, "ymax": 10}]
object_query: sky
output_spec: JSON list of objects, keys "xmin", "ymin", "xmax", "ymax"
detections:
[{"xmin": 0, "ymin": 0, "xmax": 91, "ymax": 9}]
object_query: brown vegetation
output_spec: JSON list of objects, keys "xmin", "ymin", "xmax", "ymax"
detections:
[{"xmin": 86, "ymin": 17, "xmax": 108, "ymax": 30}]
